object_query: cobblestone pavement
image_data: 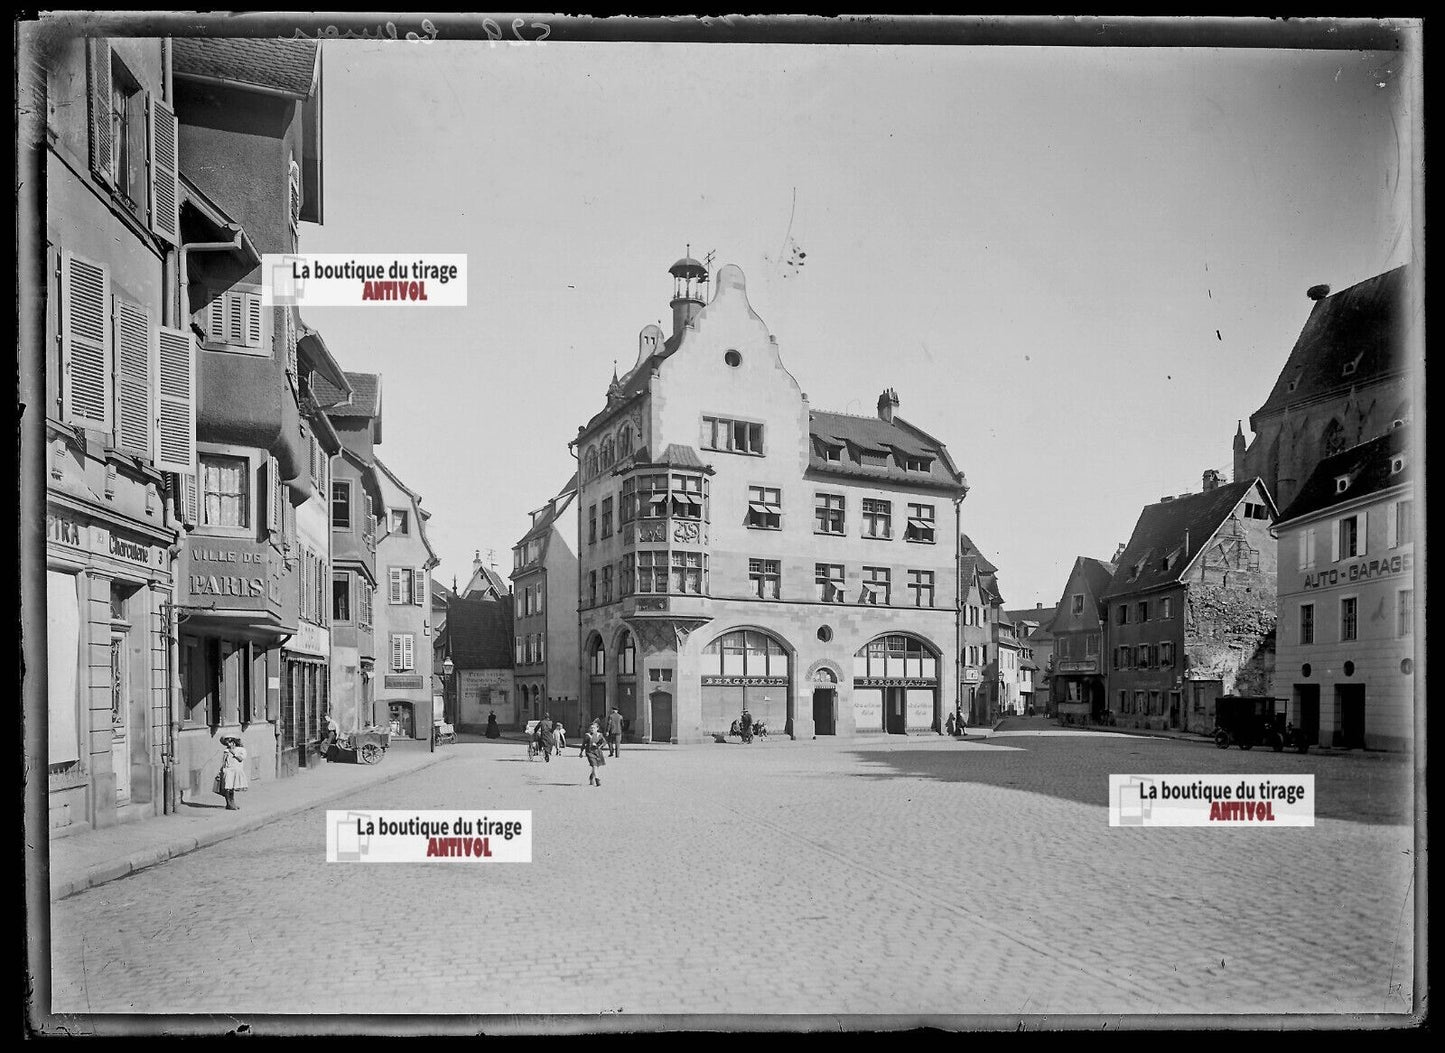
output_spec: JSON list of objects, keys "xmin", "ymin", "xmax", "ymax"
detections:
[{"xmin": 45, "ymin": 729, "xmax": 1418, "ymax": 1029}]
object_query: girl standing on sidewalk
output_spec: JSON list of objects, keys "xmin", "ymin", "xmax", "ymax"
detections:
[
  {"xmin": 583, "ymin": 721, "xmax": 607, "ymax": 787},
  {"xmin": 218, "ymin": 737, "xmax": 249, "ymax": 810}
]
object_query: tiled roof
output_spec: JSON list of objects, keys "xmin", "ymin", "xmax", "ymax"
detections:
[
  {"xmin": 1276, "ymin": 425, "xmax": 1412, "ymax": 526},
  {"xmin": 1254, "ymin": 266, "xmax": 1409, "ymax": 422},
  {"xmin": 172, "ymin": 37, "xmax": 318, "ymax": 98},
  {"xmin": 807, "ymin": 411, "xmax": 965, "ymax": 491},
  {"xmin": 1101, "ymin": 481, "xmax": 1263, "ymax": 599},
  {"xmin": 519, "ymin": 485, "xmax": 577, "ymax": 547},
  {"xmin": 317, "ymin": 372, "xmax": 381, "ymax": 418},
  {"xmin": 958, "ymin": 534, "xmax": 998, "ymax": 574},
  {"xmin": 441, "ymin": 596, "xmax": 513, "ymax": 669}
]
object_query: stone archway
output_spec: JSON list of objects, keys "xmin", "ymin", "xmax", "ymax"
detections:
[{"xmin": 853, "ymin": 634, "xmax": 942, "ymax": 734}]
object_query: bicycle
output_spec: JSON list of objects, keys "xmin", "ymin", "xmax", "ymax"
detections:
[{"xmin": 527, "ymin": 738, "xmax": 543, "ymax": 761}]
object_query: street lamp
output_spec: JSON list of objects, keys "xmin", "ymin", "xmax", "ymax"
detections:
[{"xmin": 437, "ymin": 655, "xmax": 455, "ymax": 754}]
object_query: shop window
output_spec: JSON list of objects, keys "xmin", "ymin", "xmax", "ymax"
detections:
[{"xmin": 200, "ymin": 453, "xmax": 251, "ymax": 529}]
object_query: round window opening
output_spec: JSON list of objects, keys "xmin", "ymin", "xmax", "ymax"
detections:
[
  {"xmin": 1301, "ymin": 662, "xmax": 1312, "ymax": 678},
  {"xmin": 1343, "ymin": 660, "xmax": 1355, "ymax": 677},
  {"xmin": 724, "ymin": 349, "xmax": 742, "ymax": 367},
  {"xmin": 817, "ymin": 625, "xmax": 833, "ymax": 643}
]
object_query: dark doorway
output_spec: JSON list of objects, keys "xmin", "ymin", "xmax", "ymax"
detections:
[
  {"xmin": 812, "ymin": 689, "xmax": 835, "ymax": 735},
  {"xmin": 1338, "ymin": 684, "xmax": 1366, "ymax": 749},
  {"xmin": 650, "ymin": 690, "xmax": 672, "ymax": 743},
  {"xmin": 885, "ymin": 687, "xmax": 906, "ymax": 734},
  {"xmin": 1295, "ymin": 684, "xmax": 1320, "ymax": 745}
]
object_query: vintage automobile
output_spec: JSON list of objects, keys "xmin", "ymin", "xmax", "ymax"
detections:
[{"xmin": 1214, "ymin": 695, "xmax": 1308, "ymax": 753}]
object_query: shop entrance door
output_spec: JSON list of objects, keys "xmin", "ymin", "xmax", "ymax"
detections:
[
  {"xmin": 110, "ymin": 634, "xmax": 130, "ymax": 803},
  {"xmin": 1296, "ymin": 685, "xmax": 1320, "ymax": 746},
  {"xmin": 812, "ymin": 689, "xmax": 835, "ymax": 734},
  {"xmin": 885, "ymin": 687, "xmax": 906, "ymax": 734},
  {"xmin": 1339, "ymin": 685, "xmax": 1366, "ymax": 749},
  {"xmin": 650, "ymin": 690, "xmax": 672, "ymax": 742}
]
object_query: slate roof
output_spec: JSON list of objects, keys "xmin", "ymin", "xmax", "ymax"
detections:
[
  {"xmin": 172, "ymin": 38, "xmax": 319, "ymax": 98},
  {"xmin": 439, "ymin": 596, "xmax": 513, "ymax": 670},
  {"xmin": 519, "ymin": 481, "xmax": 578, "ymax": 547},
  {"xmin": 1253, "ymin": 265, "xmax": 1409, "ymax": 423},
  {"xmin": 807, "ymin": 411, "xmax": 966, "ymax": 492},
  {"xmin": 1276, "ymin": 425, "xmax": 1412, "ymax": 526},
  {"xmin": 316, "ymin": 372, "xmax": 381, "ymax": 418},
  {"xmin": 1101, "ymin": 480, "xmax": 1268, "ymax": 599},
  {"xmin": 958, "ymin": 534, "xmax": 998, "ymax": 574}
]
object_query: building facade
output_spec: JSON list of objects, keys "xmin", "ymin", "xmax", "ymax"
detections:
[
  {"xmin": 1233, "ymin": 267, "xmax": 1415, "ymax": 511},
  {"xmin": 170, "ymin": 37, "xmax": 337, "ymax": 789},
  {"xmin": 1103, "ymin": 471, "xmax": 1279, "ymax": 734},
  {"xmin": 437, "ymin": 596, "xmax": 516, "ymax": 732},
  {"xmin": 573, "ymin": 258, "xmax": 967, "ymax": 744},
  {"xmin": 1048, "ymin": 559, "xmax": 1115, "ymax": 722},
  {"xmin": 322, "ymin": 371, "xmax": 384, "ymax": 735},
  {"xmin": 43, "ymin": 34, "xmax": 183, "ymax": 831},
  {"xmin": 1004, "ymin": 604, "xmax": 1056, "ymax": 715},
  {"xmin": 372, "ymin": 457, "xmax": 439, "ymax": 738},
  {"xmin": 1273, "ymin": 426, "xmax": 1415, "ymax": 750},
  {"xmin": 511, "ymin": 475, "xmax": 580, "ymax": 731},
  {"xmin": 958, "ymin": 535, "xmax": 1005, "ymax": 725}
]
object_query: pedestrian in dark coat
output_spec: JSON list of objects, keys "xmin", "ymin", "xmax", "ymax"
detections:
[
  {"xmin": 538, "ymin": 715, "xmax": 556, "ymax": 763},
  {"xmin": 605, "ymin": 707, "xmax": 624, "ymax": 756},
  {"xmin": 485, "ymin": 711, "xmax": 500, "ymax": 739}
]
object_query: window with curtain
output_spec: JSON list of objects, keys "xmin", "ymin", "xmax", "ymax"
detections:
[{"xmin": 201, "ymin": 454, "xmax": 249, "ymax": 527}]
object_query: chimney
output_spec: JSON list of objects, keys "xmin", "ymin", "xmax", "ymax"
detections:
[
  {"xmin": 1202, "ymin": 468, "xmax": 1222, "ymax": 491},
  {"xmin": 1036, "ymin": 602, "xmax": 1042, "ymax": 609},
  {"xmin": 1111, "ymin": 542, "xmax": 1126, "ymax": 563},
  {"xmin": 472, "ymin": 549, "xmax": 482, "ymax": 574},
  {"xmin": 877, "ymin": 388, "xmax": 899, "ymax": 422},
  {"xmin": 1307, "ymin": 283, "xmax": 1331, "ymax": 301}
]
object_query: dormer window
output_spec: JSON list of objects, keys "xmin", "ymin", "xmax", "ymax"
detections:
[
  {"xmin": 901, "ymin": 455, "xmax": 933, "ymax": 472},
  {"xmin": 1390, "ymin": 455, "xmax": 1406, "ymax": 475},
  {"xmin": 1342, "ymin": 353, "xmax": 1363, "ymax": 377},
  {"xmin": 818, "ymin": 440, "xmax": 843, "ymax": 462},
  {"xmin": 1335, "ymin": 474, "xmax": 1351, "ymax": 494},
  {"xmin": 859, "ymin": 448, "xmax": 889, "ymax": 468}
]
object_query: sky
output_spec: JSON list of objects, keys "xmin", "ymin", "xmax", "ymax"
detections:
[{"xmin": 298, "ymin": 30, "xmax": 1417, "ymax": 609}]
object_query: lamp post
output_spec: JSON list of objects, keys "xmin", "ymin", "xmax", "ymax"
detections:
[{"xmin": 437, "ymin": 655, "xmax": 455, "ymax": 754}]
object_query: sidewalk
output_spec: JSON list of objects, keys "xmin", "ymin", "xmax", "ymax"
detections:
[{"xmin": 46, "ymin": 738, "xmax": 455, "ymax": 901}]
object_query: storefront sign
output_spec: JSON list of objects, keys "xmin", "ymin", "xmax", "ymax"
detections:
[
  {"xmin": 108, "ymin": 532, "xmax": 158, "ymax": 567},
  {"xmin": 1058, "ymin": 659, "xmax": 1099, "ymax": 673},
  {"xmin": 180, "ymin": 539, "xmax": 277, "ymax": 610},
  {"xmin": 292, "ymin": 621, "xmax": 328, "ymax": 658},
  {"xmin": 701, "ymin": 676, "xmax": 789, "ymax": 687},
  {"xmin": 1302, "ymin": 551, "xmax": 1412, "ymax": 590},
  {"xmin": 385, "ymin": 675, "xmax": 424, "ymax": 690},
  {"xmin": 854, "ymin": 677, "xmax": 938, "ymax": 689},
  {"xmin": 47, "ymin": 512, "xmax": 84, "ymax": 548},
  {"xmin": 961, "ymin": 669, "xmax": 981, "ymax": 682}
]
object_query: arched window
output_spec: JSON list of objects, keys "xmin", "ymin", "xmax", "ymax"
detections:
[
  {"xmin": 589, "ymin": 636, "xmax": 606, "ymax": 676},
  {"xmin": 618, "ymin": 424, "xmax": 633, "ymax": 458},
  {"xmin": 585, "ymin": 447, "xmax": 599, "ymax": 481},
  {"xmin": 618, "ymin": 630, "xmax": 636, "ymax": 676},
  {"xmin": 1321, "ymin": 419, "xmax": 1346, "ymax": 459},
  {"xmin": 702, "ymin": 629, "xmax": 789, "ymax": 678},
  {"xmin": 853, "ymin": 634, "xmax": 939, "ymax": 680},
  {"xmin": 600, "ymin": 436, "xmax": 615, "ymax": 469}
]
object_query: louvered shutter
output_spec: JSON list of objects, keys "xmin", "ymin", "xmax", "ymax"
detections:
[
  {"xmin": 1387, "ymin": 504, "xmax": 1398, "ymax": 549},
  {"xmin": 87, "ymin": 41, "xmax": 113, "ymax": 185},
  {"xmin": 413, "ymin": 569, "xmax": 426, "ymax": 606},
  {"xmin": 267, "ymin": 456, "xmax": 282, "ymax": 534},
  {"xmin": 1356, "ymin": 512, "xmax": 1367, "ymax": 556},
  {"xmin": 288, "ymin": 159, "xmax": 301, "ymax": 230},
  {"xmin": 1330, "ymin": 520, "xmax": 1340, "ymax": 563},
  {"xmin": 391, "ymin": 634, "xmax": 404, "ymax": 672},
  {"xmin": 205, "ymin": 293, "xmax": 225, "ymax": 343},
  {"xmin": 389, "ymin": 568, "xmax": 403, "ymax": 605},
  {"xmin": 283, "ymin": 309, "xmax": 297, "ymax": 375},
  {"xmin": 1297, "ymin": 533, "xmax": 1308, "ymax": 572},
  {"xmin": 181, "ymin": 472, "xmax": 199, "ymax": 526},
  {"xmin": 403, "ymin": 634, "xmax": 414, "ymax": 671},
  {"xmin": 111, "ymin": 295, "xmax": 152, "ymax": 458},
  {"xmin": 245, "ymin": 292, "xmax": 264, "ymax": 348},
  {"xmin": 154, "ymin": 325, "xmax": 196, "ymax": 474},
  {"xmin": 148, "ymin": 95, "xmax": 179, "ymax": 243},
  {"xmin": 227, "ymin": 293, "xmax": 244, "ymax": 346},
  {"xmin": 61, "ymin": 251, "xmax": 111, "ymax": 430}
]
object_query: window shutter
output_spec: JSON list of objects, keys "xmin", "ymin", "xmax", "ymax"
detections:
[
  {"xmin": 147, "ymin": 95, "xmax": 179, "ymax": 243},
  {"xmin": 111, "ymin": 295, "xmax": 152, "ymax": 458},
  {"xmin": 178, "ymin": 472, "xmax": 199, "ymax": 527},
  {"xmin": 87, "ymin": 41, "xmax": 113, "ymax": 185},
  {"xmin": 61, "ymin": 251, "xmax": 112, "ymax": 430},
  {"xmin": 1356, "ymin": 512, "xmax": 1367, "ymax": 556},
  {"xmin": 1330, "ymin": 520, "xmax": 1340, "ymax": 563},
  {"xmin": 205, "ymin": 294, "xmax": 225, "ymax": 343},
  {"xmin": 389, "ymin": 568, "xmax": 402, "ymax": 605},
  {"xmin": 1297, "ymin": 532, "xmax": 1308, "ymax": 572},
  {"xmin": 391, "ymin": 635, "xmax": 402, "ymax": 671},
  {"xmin": 288, "ymin": 159, "xmax": 301, "ymax": 231},
  {"xmin": 284, "ymin": 309, "xmax": 298, "ymax": 375},
  {"xmin": 154, "ymin": 325, "xmax": 196, "ymax": 474},
  {"xmin": 1306, "ymin": 528, "xmax": 1316, "ymax": 568},
  {"xmin": 413, "ymin": 569, "xmax": 426, "ymax": 606},
  {"xmin": 403, "ymin": 634, "xmax": 414, "ymax": 671},
  {"xmin": 245, "ymin": 292, "xmax": 264, "ymax": 348},
  {"xmin": 267, "ymin": 456, "xmax": 282, "ymax": 534},
  {"xmin": 1387, "ymin": 504, "xmax": 1398, "ymax": 549}
]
